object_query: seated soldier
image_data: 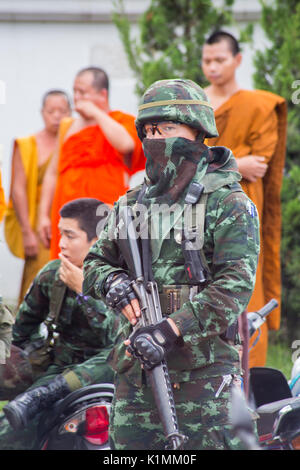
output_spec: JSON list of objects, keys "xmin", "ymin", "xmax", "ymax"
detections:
[{"xmin": 0, "ymin": 197, "xmax": 117, "ymax": 449}]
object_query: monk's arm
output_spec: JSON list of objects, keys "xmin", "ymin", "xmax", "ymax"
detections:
[
  {"xmin": 75, "ymin": 101, "xmax": 135, "ymax": 156},
  {"xmin": 37, "ymin": 143, "xmax": 59, "ymax": 248},
  {"xmin": 96, "ymin": 109, "xmax": 135, "ymax": 155},
  {"xmin": 10, "ymin": 144, "xmax": 39, "ymax": 257},
  {"xmin": 237, "ymin": 110, "xmax": 278, "ymax": 182},
  {"xmin": 237, "ymin": 156, "xmax": 268, "ymax": 182}
]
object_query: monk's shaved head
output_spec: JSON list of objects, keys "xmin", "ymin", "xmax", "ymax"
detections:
[
  {"xmin": 76, "ymin": 67, "xmax": 109, "ymax": 92},
  {"xmin": 42, "ymin": 89, "xmax": 71, "ymax": 109}
]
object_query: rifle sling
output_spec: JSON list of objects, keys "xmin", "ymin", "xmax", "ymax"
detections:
[{"xmin": 45, "ymin": 279, "xmax": 67, "ymax": 329}]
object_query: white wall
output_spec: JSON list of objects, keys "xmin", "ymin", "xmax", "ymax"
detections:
[{"xmin": 0, "ymin": 0, "xmax": 263, "ymax": 305}]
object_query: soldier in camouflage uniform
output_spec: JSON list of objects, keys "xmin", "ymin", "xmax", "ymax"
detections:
[
  {"xmin": 0, "ymin": 197, "xmax": 117, "ymax": 449},
  {"xmin": 82, "ymin": 79, "xmax": 260, "ymax": 450}
]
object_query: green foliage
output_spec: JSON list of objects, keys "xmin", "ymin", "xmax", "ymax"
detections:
[
  {"xmin": 112, "ymin": 0, "xmax": 236, "ymax": 95},
  {"xmin": 280, "ymin": 166, "xmax": 300, "ymax": 339},
  {"xmin": 266, "ymin": 337, "xmax": 293, "ymax": 379},
  {"xmin": 0, "ymin": 401, "xmax": 7, "ymax": 412}
]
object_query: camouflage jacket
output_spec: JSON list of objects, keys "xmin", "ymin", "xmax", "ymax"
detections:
[
  {"xmin": 13, "ymin": 260, "xmax": 118, "ymax": 366},
  {"xmin": 83, "ymin": 148, "xmax": 260, "ymax": 385}
]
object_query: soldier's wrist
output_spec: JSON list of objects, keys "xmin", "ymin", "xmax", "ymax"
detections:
[{"xmin": 103, "ymin": 271, "xmax": 126, "ymax": 294}]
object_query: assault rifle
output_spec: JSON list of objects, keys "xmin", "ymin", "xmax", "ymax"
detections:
[{"xmin": 117, "ymin": 205, "xmax": 188, "ymax": 450}]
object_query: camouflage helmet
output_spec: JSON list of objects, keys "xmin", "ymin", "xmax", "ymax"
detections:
[{"xmin": 135, "ymin": 78, "xmax": 219, "ymax": 140}]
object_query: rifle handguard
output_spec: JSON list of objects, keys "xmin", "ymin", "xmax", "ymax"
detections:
[
  {"xmin": 105, "ymin": 272, "xmax": 137, "ymax": 310},
  {"xmin": 127, "ymin": 318, "xmax": 181, "ymax": 370}
]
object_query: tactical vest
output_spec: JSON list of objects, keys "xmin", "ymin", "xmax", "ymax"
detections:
[{"xmin": 160, "ymin": 178, "xmax": 243, "ymax": 344}]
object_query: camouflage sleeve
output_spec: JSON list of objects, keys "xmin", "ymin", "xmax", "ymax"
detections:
[
  {"xmin": 170, "ymin": 191, "xmax": 260, "ymax": 340},
  {"xmin": 76, "ymin": 293, "xmax": 119, "ymax": 342},
  {"xmin": 83, "ymin": 205, "xmax": 126, "ymax": 300},
  {"xmin": 12, "ymin": 264, "xmax": 55, "ymax": 346},
  {"xmin": 62, "ymin": 350, "xmax": 115, "ymax": 391}
]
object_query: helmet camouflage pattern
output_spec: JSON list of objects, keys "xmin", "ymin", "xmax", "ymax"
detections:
[{"xmin": 135, "ymin": 78, "xmax": 219, "ymax": 140}]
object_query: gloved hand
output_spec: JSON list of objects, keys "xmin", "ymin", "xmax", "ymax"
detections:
[
  {"xmin": 105, "ymin": 272, "xmax": 137, "ymax": 311},
  {"xmin": 126, "ymin": 318, "xmax": 182, "ymax": 370}
]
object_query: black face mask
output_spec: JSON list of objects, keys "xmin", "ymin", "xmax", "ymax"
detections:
[{"xmin": 142, "ymin": 137, "xmax": 210, "ymax": 204}]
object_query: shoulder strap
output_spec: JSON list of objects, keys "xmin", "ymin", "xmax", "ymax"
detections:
[
  {"xmin": 188, "ymin": 193, "xmax": 211, "ymax": 278},
  {"xmin": 181, "ymin": 182, "xmax": 211, "ymax": 284},
  {"xmin": 188, "ymin": 193, "xmax": 208, "ymax": 251},
  {"xmin": 45, "ymin": 279, "xmax": 67, "ymax": 328}
]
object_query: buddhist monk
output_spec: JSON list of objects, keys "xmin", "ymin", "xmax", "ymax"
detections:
[
  {"xmin": 0, "ymin": 170, "xmax": 5, "ymax": 222},
  {"xmin": 37, "ymin": 67, "xmax": 146, "ymax": 260},
  {"xmin": 202, "ymin": 31, "xmax": 287, "ymax": 369},
  {"xmin": 5, "ymin": 90, "xmax": 71, "ymax": 303}
]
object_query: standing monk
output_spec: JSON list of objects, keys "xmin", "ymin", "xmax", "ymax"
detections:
[
  {"xmin": 37, "ymin": 67, "xmax": 146, "ymax": 260},
  {"xmin": 5, "ymin": 90, "xmax": 71, "ymax": 303},
  {"xmin": 202, "ymin": 31, "xmax": 287, "ymax": 367}
]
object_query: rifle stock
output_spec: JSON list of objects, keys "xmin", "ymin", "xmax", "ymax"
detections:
[{"xmin": 118, "ymin": 206, "xmax": 187, "ymax": 450}]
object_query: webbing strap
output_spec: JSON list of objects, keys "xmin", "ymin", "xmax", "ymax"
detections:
[
  {"xmin": 46, "ymin": 279, "xmax": 67, "ymax": 327},
  {"xmin": 186, "ymin": 193, "xmax": 208, "ymax": 251}
]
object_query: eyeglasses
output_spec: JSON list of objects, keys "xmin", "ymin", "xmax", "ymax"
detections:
[{"xmin": 143, "ymin": 121, "xmax": 183, "ymax": 138}]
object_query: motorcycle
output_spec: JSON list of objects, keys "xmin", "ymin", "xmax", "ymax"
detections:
[
  {"xmin": 37, "ymin": 382, "xmax": 114, "ymax": 450},
  {"xmin": 236, "ymin": 299, "xmax": 300, "ymax": 450}
]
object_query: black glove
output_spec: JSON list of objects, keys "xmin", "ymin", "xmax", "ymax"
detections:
[
  {"xmin": 127, "ymin": 318, "xmax": 182, "ymax": 370},
  {"xmin": 105, "ymin": 272, "xmax": 137, "ymax": 311}
]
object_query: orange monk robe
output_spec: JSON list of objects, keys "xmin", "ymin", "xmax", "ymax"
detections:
[
  {"xmin": 207, "ymin": 90, "xmax": 287, "ymax": 367},
  {"xmin": 0, "ymin": 170, "xmax": 5, "ymax": 222},
  {"xmin": 50, "ymin": 112, "xmax": 146, "ymax": 259}
]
